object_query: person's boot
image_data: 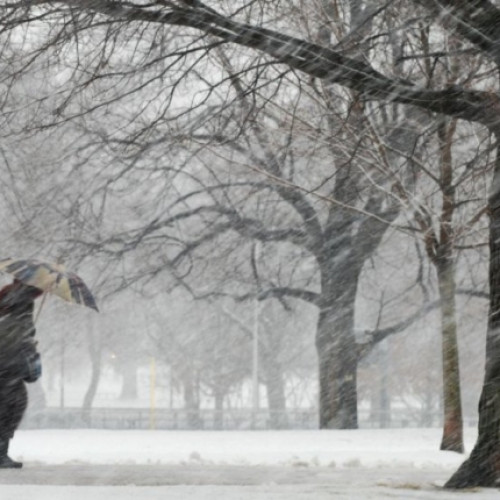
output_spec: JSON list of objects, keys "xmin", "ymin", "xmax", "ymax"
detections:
[{"xmin": 0, "ymin": 439, "xmax": 22, "ymax": 469}]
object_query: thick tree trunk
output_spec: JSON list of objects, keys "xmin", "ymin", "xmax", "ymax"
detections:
[
  {"xmin": 446, "ymin": 147, "xmax": 500, "ymax": 488},
  {"xmin": 316, "ymin": 289, "xmax": 358, "ymax": 429},
  {"xmin": 437, "ymin": 260, "xmax": 464, "ymax": 453}
]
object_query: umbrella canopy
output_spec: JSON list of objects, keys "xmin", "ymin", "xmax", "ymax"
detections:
[{"xmin": 0, "ymin": 258, "xmax": 98, "ymax": 311}]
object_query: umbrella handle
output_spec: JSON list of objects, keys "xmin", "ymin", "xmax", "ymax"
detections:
[{"xmin": 34, "ymin": 292, "xmax": 48, "ymax": 324}]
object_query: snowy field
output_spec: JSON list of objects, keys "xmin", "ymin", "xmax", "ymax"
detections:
[{"xmin": 0, "ymin": 427, "xmax": 498, "ymax": 499}]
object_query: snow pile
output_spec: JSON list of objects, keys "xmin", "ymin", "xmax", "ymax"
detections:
[{"xmin": 12, "ymin": 428, "xmax": 474, "ymax": 469}]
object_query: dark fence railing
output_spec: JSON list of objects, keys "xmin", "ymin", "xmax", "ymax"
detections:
[{"xmin": 20, "ymin": 407, "xmax": 479, "ymax": 430}]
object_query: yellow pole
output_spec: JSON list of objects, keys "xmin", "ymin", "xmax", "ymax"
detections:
[{"xmin": 150, "ymin": 357, "xmax": 156, "ymax": 430}]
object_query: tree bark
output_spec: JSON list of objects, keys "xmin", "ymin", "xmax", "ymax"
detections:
[
  {"xmin": 446, "ymin": 145, "xmax": 500, "ymax": 487},
  {"xmin": 316, "ymin": 287, "xmax": 358, "ymax": 429},
  {"xmin": 437, "ymin": 260, "xmax": 464, "ymax": 453}
]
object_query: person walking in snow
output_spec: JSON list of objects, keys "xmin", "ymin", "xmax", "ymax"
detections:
[{"xmin": 0, "ymin": 279, "xmax": 43, "ymax": 468}]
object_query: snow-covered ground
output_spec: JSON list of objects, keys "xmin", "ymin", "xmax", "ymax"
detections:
[{"xmin": 0, "ymin": 427, "xmax": 498, "ymax": 499}]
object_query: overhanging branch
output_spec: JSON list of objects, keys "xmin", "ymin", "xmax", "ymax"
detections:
[{"xmin": 24, "ymin": 0, "xmax": 500, "ymax": 130}]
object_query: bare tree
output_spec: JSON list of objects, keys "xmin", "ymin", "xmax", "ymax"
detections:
[{"xmin": 64, "ymin": 3, "xmax": 431, "ymax": 430}]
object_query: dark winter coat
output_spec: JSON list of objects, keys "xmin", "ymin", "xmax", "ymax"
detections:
[
  {"xmin": 0, "ymin": 282, "xmax": 43, "ymax": 440},
  {"xmin": 0, "ymin": 300, "xmax": 41, "ymax": 383}
]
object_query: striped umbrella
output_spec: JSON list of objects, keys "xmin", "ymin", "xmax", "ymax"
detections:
[{"xmin": 0, "ymin": 258, "xmax": 98, "ymax": 312}]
